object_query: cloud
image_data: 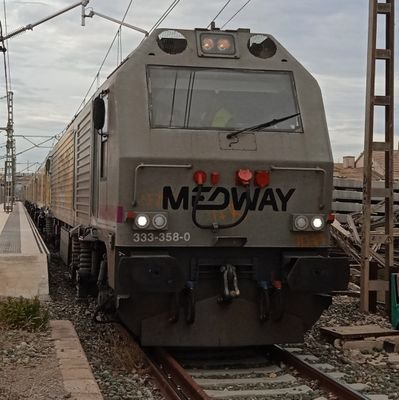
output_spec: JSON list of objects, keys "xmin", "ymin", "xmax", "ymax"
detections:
[{"xmin": 1, "ymin": 0, "xmax": 396, "ymax": 169}]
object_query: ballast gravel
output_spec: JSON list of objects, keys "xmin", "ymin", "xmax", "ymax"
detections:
[
  {"xmin": 46, "ymin": 253, "xmax": 164, "ymax": 400},
  {"xmin": 303, "ymin": 295, "xmax": 399, "ymax": 400}
]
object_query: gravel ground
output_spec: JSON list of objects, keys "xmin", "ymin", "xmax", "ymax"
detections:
[
  {"xmin": 0, "ymin": 328, "xmax": 68, "ymax": 400},
  {"xmin": 303, "ymin": 295, "xmax": 399, "ymax": 399},
  {"xmin": 47, "ymin": 253, "xmax": 164, "ymax": 400}
]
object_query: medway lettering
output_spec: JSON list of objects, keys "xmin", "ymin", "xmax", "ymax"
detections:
[{"xmin": 162, "ymin": 186, "xmax": 296, "ymax": 212}]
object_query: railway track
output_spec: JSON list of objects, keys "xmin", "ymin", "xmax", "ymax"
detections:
[{"xmin": 145, "ymin": 344, "xmax": 385, "ymax": 400}]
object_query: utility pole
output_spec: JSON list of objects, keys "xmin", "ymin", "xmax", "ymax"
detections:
[
  {"xmin": 3, "ymin": 91, "xmax": 14, "ymax": 212},
  {"xmin": 361, "ymin": 0, "xmax": 395, "ymax": 312}
]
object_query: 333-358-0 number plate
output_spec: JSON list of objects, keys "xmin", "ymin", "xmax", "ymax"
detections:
[{"xmin": 133, "ymin": 232, "xmax": 191, "ymax": 243}]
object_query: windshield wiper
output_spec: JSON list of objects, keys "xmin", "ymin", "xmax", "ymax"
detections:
[{"xmin": 226, "ymin": 112, "xmax": 301, "ymax": 139}]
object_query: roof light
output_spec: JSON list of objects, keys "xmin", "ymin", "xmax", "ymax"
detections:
[
  {"xmin": 135, "ymin": 214, "xmax": 150, "ymax": 229},
  {"xmin": 202, "ymin": 37, "xmax": 215, "ymax": 51},
  {"xmin": 193, "ymin": 170, "xmax": 207, "ymax": 185},
  {"xmin": 236, "ymin": 169, "xmax": 253, "ymax": 186},
  {"xmin": 217, "ymin": 38, "xmax": 232, "ymax": 52},
  {"xmin": 198, "ymin": 33, "xmax": 236, "ymax": 57},
  {"xmin": 254, "ymin": 171, "xmax": 270, "ymax": 188}
]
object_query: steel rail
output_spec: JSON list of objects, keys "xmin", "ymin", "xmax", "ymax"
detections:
[
  {"xmin": 269, "ymin": 345, "xmax": 370, "ymax": 400},
  {"xmin": 147, "ymin": 347, "xmax": 210, "ymax": 400},
  {"xmin": 114, "ymin": 325, "xmax": 197, "ymax": 400}
]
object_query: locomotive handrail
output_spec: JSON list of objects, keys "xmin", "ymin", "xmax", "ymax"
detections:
[
  {"xmin": 132, "ymin": 163, "xmax": 192, "ymax": 206},
  {"xmin": 270, "ymin": 165, "xmax": 327, "ymax": 210}
]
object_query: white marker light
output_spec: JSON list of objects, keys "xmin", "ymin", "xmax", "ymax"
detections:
[
  {"xmin": 135, "ymin": 214, "xmax": 149, "ymax": 229},
  {"xmin": 311, "ymin": 216, "xmax": 324, "ymax": 230},
  {"xmin": 294, "ymin": 215, "xmax": 309, "ymax": 231},
  {"xmin": 153, "ymin": 214, "xmax": 167, "ymax": 229}
]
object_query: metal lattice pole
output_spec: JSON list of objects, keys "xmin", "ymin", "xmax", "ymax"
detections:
[
  {"xmin": 361, "ymin": 0, "xmax": 395, "ymax": 312},
  {"xmin": 3, "ymin": 90, "xmax": 14, "ymax": 213}
]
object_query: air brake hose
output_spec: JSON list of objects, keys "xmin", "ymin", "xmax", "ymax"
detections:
[{"xmin": 191, "ymin": 184, "xmax": 251, "ymax": 230}]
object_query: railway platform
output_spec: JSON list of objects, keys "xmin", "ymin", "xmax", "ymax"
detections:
[{"xmin": 0, "ymin": 201, "xmax": 49, "ymax": 299}]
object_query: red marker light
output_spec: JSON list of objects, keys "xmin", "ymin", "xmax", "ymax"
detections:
[
  {"xmin": 255, "ymin": 170, "xmax": 270, "ymax": 188},
  {"xmin": 211, "ymin": 172, "xmax": 220, "ymax": 185},
  {"xmin": 236, "ymin": 169, "xmax": 253, "ymax": 186},
  {"xmin": 327, "ymin": 213, "xmax": 335, "ymax": 224},
  {"xmin": 273, "ymin": 280, "xmax": 282, "ymax": 290},
  {"xmin": 125, "ymin": 211, "xmax": 136, "ymax": 221},
  {"xmin": 193, "ymin": 170, "xmax": 207, "ymax": 185}
]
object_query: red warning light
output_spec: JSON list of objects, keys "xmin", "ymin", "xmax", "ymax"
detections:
[
  {"xmin": 254, "ymin": 171, "xmax": 270, "ymax": 188},
  {"xmin": 236, "ymin": 169, "xmax": 253, "ymax": 186},
  {"xmin": 193, "ymin": 170, "xmax": 207, "ymax": 185},
  {"xmin": 327, "ymin": 213, "xmax": 335, "ymax": 224},
  {"xmin": 210, "ymin": 172, "xmax": 220, "ymax": 185}
]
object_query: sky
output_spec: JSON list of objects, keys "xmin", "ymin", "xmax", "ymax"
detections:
[{"xmin": 0, "ymin": 0, "xmax": 390, "ymax": 172}]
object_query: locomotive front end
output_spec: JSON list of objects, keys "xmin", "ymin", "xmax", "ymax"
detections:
[{"xmin": 112, "ymin": 28, "xmax": 349, "ymax": 346}]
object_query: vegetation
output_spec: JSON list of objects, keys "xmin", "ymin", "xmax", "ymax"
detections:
[{"xmin": 0, "ymin": 297, "xmax": 49, "ymax": 331}]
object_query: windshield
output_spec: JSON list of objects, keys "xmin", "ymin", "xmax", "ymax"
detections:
[{"xmin": 148, "ymin": 66, "xmax": 302, "ymax": 132}]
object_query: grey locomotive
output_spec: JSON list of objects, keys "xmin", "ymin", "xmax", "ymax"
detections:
[{"xmin": 26, "ymin": 27, "xmax": 349, "ymax": 346}]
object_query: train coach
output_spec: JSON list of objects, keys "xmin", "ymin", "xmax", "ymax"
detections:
[{"xmin": 25, "ymin": 27, "xmax": 349, "ymax": 347}]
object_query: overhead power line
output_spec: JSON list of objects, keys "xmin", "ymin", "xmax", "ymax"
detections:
[
  {"xmin": 207, "ymin": 0, "xmax": 232, "ymax": 29},
  {"xmin": 76, "ymin": 0, "xmax": 183, "ymax": 115},
  {"xmin": 148, "ymin": 0, "xmax": 181, "ymax": 35},
  {"xmin": 75, "ymin": 0, "xmax": 135, "ymax": 115},
  {"xmin": 221, "ymin": 0, "xmax": 252, "ymax": 29},
  {"xmin": 0, "ymin": 136, "xmax": 55, "ymax": 160}
]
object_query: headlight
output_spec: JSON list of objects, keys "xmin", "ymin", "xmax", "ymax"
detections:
[
  {"xmin": 294, "ymin": 215, "xmax": 309, "ymax": 231},
  {"xmin": 135, "ymin": 214, "xmax": 150, "ymax": 229},
  {"xmin": 311, "ymin": 216, "xmax": 324, "ymax": 230},
  {"xmin": 202, "ymin": 37, "xmax": 215, "ymax": 51},
  {"xmin": 198, "ymin": 33, "xmax": 236, "ymax": 56},
  {"xmin": 152, "ymin": 214, "xmax": 168, "ymax": 230},
  {"xmin": 217, "ymin": 38, "xmax": 232, "ymax": 52}
]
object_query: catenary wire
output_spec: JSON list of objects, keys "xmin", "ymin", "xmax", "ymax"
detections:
[
  {"xmin": 75, "ymin": 0, "xmax": 135, "ymax": 115},
  {"xmin": 0, "ymin": 136, "xmax": 55, "ymax": 160},
  {"xmin": 221, "ymin": 0, "xmax": 252, "ymax": 29},
  {"xmin": 207, "ymin": 0, "xmax": 232, "ymax": 29},
  {"xmin": 148, "ymin": 0, "xmax": 181, "ymax": 34},
  {"xmin": 77, "ymin": 0, "xmax": 183, "ymax": 114}
]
